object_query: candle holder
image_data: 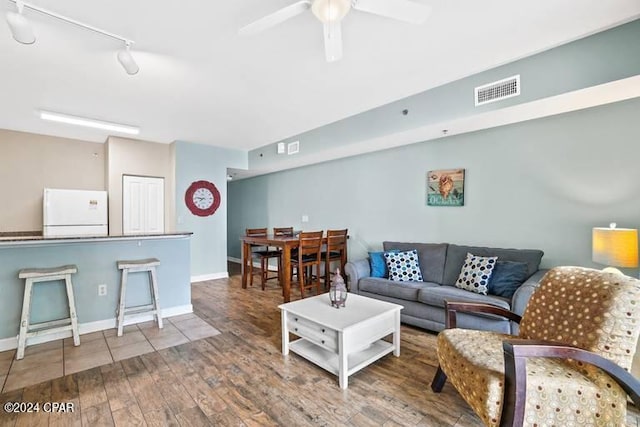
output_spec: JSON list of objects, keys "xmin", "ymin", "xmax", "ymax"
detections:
[{"xmin": 329, "ymin": 268, "xmax": 347, "ymax": 308}]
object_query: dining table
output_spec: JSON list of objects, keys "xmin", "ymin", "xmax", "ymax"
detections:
[{"xmin": 240, "ymin": 234, "xmax": 347, "ymax": 302}]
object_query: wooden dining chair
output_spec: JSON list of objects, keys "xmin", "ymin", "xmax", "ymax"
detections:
[
  {"xmin": 322, "ymin": 229, "xmax": 348, "ymax": 288},
  {"xmin": 290, "ymin": 231, "xmax": 324, "ymax": 298},
  {"xmin": 273, "ymin": 226, "xmax": 295, "ymax": 272},
  {"xmin": 273, "ymin": 227, "xmax": 294, "ymax": 237},
  {"xmin": 245, "ymin": 228, "xmax": 281, "ymax": 290}
]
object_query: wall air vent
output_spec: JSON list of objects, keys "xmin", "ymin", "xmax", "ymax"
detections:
[{"xmin": 475, "ymin": 74, "xmax": 520, "ymax": 106}]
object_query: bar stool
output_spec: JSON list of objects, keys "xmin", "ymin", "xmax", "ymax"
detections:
[
  {"xmin": 116, "ymin": 258, "xmax": 162, "ymax": 337},
  {"xmin": 17, "ymin": 265, "xmax": 80, "ymax": 360}
]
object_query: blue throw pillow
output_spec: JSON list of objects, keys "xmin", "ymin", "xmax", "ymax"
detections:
[
  {"xmin": 488, "ymin": 261, "xmax": 529, "ymax": 298},
  {"xmin": 369, "ymin": 252, "xmax": 387, "ymax": 278}
]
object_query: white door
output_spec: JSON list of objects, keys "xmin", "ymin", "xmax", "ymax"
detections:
[{"xmin": 123, "ymin": 175, "xmax": 164, "ymax": 234}]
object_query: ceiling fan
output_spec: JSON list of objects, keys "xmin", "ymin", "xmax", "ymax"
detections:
[{"xmin": 238, "ymin": 0, "xmax": 431, "ymax": 62}]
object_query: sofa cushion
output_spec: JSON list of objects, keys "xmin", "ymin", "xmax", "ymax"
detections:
[
  {"xmin": 442, "ymin": 244, "xmax": 544, "ymax": 286},
  {"xmin": 384, "ymin": 249, "xmax": 423, "ymax": 282},
  {"xmin": 383, "ymin": 242, "xmax": 448, "ymax": 284},
  {"xmin": 359, "ymin": 277, "xmax": 439, "ymax": 301},
  {"xmin": 417, "ymin": 285, "xmax": 511, "ymax": 310},
  {"xmin": 488, "ymin": 261, "xmax": 529, "ymax": 298}
]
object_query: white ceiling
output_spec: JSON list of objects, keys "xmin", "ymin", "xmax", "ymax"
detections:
[{"xmin": 1, "ymin": 0, "xmax": 639, "ymax": 150}]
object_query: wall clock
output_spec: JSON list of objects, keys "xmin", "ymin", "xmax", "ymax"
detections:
[{"xmin": 185, "ymin": 180, "xmax": 221, "ymax": 217}]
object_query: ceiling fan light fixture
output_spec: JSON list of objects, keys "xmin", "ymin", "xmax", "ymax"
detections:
[
  {"xmin": 117, "ymin": 42, "xmax": 139, "ymax": 75},
  {"xmin": 312, "ymin": 0, "xmax": 351, "ymax": 23},
  {"xmin": 6, "ymin": 0, "xmax": 35, "ymax": 45}
]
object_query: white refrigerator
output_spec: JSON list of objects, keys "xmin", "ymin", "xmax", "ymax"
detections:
[{"xmin": 43, "ymin": 188, "xmax": 108, "ymax": 237}]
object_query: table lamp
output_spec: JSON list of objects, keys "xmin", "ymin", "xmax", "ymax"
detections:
[{"xmin": 592, "ymin": 223, "xmax": 639, "ymax": 275}]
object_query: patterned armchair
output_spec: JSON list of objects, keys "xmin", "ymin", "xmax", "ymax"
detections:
[{"xmin": 431, "ymin": 266, "xmax": 640, "ymax": 426}]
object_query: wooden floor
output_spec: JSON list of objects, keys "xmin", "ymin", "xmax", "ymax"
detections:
[{"xmin": 1, "ymin": 263, "xmax": 639, "ymax": 426}]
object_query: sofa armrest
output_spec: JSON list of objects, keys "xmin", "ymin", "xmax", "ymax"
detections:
[
  {"xmin": 511, "ymin": 269, "xmax": 549, "ymax": 316},
  {"xmin": 345, "ymin": 259, "xmax": 371, "ymax": 293}
]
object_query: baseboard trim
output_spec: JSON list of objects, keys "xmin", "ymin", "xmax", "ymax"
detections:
[
  {"xmin": 191, "ymin": 272, "xmax": 229, "ymax": 282},
  {"xmin": 0, "ymin": 304, "xmax": 193, "ymax": 352}
]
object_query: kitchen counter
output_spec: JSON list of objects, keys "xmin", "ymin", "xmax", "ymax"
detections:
[
  {"xmin": 0, "ymin": 232, "xmax": 193, "ymax": 245},
  {"xmin": 0, "ymin": 232, "xmax": 193, "ymax": 350}
]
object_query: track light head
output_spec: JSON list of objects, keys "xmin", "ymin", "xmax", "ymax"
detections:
[
  {"xmin": 6, "ymin": 1, "xmax": 35, "ymax": 45},
  {"xmin": 117, "ymin": 43, "xmax": 139, "ymax": 75}
]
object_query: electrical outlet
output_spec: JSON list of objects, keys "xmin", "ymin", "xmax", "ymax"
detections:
[
  {"xmin": 302, "ymin": 215, "xmax": 309, "ymax": 223},
  {"xmin": 98, "ymin": 284, "xmax": 107, "ymax": 296}
]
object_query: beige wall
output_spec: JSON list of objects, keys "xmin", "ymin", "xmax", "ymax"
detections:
[
  {"xmin": 106, "ymin": 137, "xmax": 174, "ymax": 234},
  {"xmin": 0, "ymin": 129, "xmax": 105, "ymax": 232}
]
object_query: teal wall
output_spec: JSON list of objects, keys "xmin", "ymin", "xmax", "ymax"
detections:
[
  {"xmin": 0, "ymin": 237, "xmax": 191, "ymax": 340},
  {"xmin": 174, "ymin": 141, "xmax": 247, "ymax": 276},
  {"xmin": 229, "ymin": 98, "xmax": 640, "ymax": 276},
  {"xmin": 248, "ymin": 19, "xmax": 640, "ymax": 171}
]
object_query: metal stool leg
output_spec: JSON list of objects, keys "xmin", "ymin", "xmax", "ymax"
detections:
[
  {"xmin": 16, "ymin": 278, "xmax": 34, "ymax": 360},
  {"xmin": 117, "ymin": 268, "xmax": 128, "ymax": 337},
  {"xmin": 149, "ymin": 267, "xmax": 163, "ymax": 329},
  {"xmin": 64, "ymin": 273, "xmax": 80, "ymax": 347}
]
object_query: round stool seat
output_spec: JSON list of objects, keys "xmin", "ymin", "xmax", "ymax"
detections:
[{"xmin": 19, "ymin": 265, "xmax": 77, "ymax": 279}]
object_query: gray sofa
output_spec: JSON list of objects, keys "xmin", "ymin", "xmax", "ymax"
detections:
[{"xmin": 345, "ymin": 242, "xmax": 547, "ymax": 334}]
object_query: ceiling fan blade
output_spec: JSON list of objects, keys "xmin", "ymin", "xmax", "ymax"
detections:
[
  {"xmin": 239, "ymin": 0, "xmax": 311, "ymax": 36},
  {"xmin": 323, "ymin": 21, "xmax": 343, "ymax": 62},
  {"xmin": 352, "ymin": 0, "xmax": 431, "ymax": 24}
]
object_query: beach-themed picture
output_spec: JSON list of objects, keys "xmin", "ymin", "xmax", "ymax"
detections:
[{"xmin": 426, "ymin": 169, "xmax": 465, "ymax": 206}]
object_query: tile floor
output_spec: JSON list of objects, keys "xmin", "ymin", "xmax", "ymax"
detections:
[{"xmin": 0, "ymin": 313, "xmax": 220, "ymax": 393}]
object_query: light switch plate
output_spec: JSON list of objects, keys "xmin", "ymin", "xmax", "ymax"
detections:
[
  {"xmin": 302, "ymin": 215, "xmax": 309, "ymax": 223},
  {"xmin": 277, "ymin": 142, "xmax": 285, "ymax": 154}
]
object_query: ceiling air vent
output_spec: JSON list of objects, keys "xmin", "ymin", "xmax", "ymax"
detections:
[{"xmin": 475, "ymin": 75, "xmax": 520, "ymax": 106}]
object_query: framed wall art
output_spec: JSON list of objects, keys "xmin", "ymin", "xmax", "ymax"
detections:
[{"xmin": 426, "ymin": 168, "xmax": 465, "ymax": 206}]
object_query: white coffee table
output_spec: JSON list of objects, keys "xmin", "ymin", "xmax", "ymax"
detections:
[{"xmin": 279, "ymin": 293, "xmax": 403, "ymax": 389}]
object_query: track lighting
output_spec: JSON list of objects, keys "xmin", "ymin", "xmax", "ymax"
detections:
[
  {"xmin": 5, "ymin": 0, "xmax": 139, "ymax": 75},
  {"xmin": 6, "ymin": 0, "xmax": 35, "ymax": 44},
  {"xmin": 117, "ymin": 42, "xmax": 139, "ymax": 75}
]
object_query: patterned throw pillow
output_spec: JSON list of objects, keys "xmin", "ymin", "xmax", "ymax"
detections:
[
  {"xmin": 455, "ymin": 253, "xmax": 498, "ymax": 295},
  {"xmin": 384, "ymin": 250, "xmax": 423, "ymax": 282}
]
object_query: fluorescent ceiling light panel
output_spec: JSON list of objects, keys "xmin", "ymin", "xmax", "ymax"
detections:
[{"xmin": 39, "ymin": 110, "xmax": 140, "ymax": 135}]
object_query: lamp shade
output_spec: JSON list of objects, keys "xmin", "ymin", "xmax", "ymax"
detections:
[
  {"xmin": 592, "ymin": 226, "xmax": 639, "ymax": 268},
  {"xmin": 6, "ymin": 11, "xmax": 35, "ymax": 44},
  {"xmin": 311, "ymin": 0, "xmax": 351, "ymax": 23}
]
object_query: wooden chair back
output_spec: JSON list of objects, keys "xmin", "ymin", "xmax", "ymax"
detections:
[
  {"xmin": 274, "ymin": 227, "xmax": 294, "ymax": 237},
  {"xmin": 297, "ymin": 231, "xmax": 323, "ymax": 259},
  {"xmin": 326, "ymin": 229, "xmax": 348, "ymax": 254},
  {"xmin": 245, "ymin": 228, "xmax": 267, "ymax": 237}
]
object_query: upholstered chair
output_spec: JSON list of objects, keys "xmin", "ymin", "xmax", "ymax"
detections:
[{"xmin": 431, "ymin": 266, "xmax": 640, "ymax": 426}]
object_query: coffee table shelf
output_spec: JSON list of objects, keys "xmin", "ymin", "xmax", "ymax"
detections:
[{"xmin": 289, "ymin": 338, "xmax": 394, "ymax": 377}]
